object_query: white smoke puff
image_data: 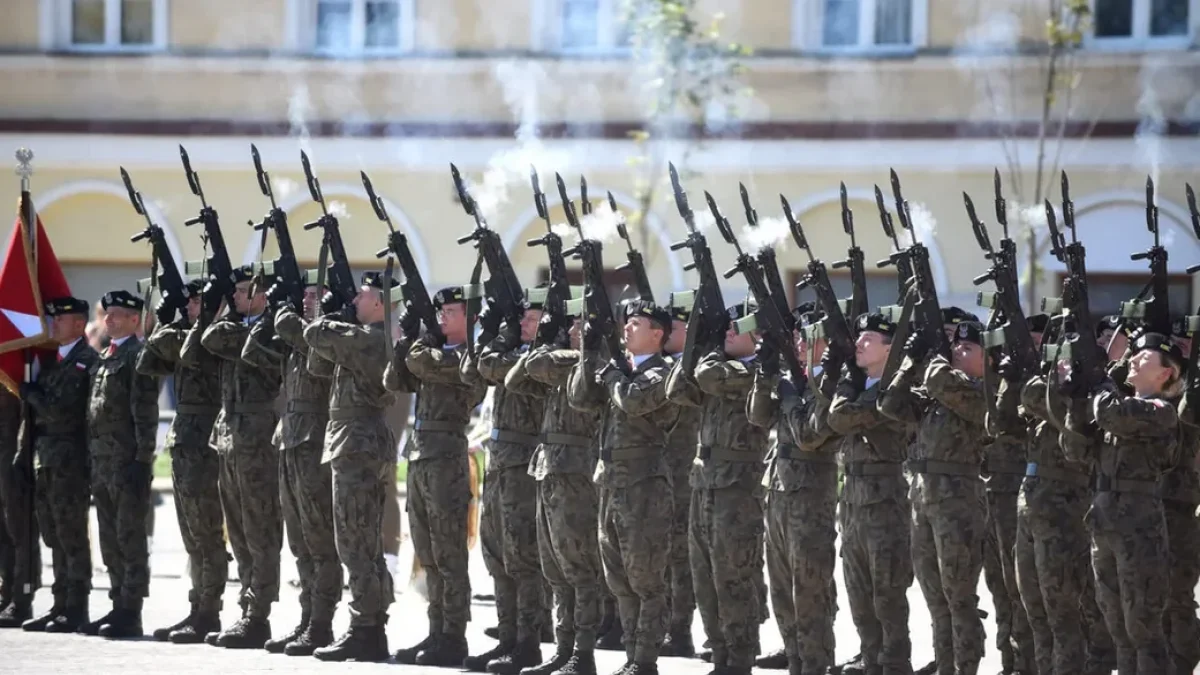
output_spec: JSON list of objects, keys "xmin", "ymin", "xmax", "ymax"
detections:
[
  {"xmin": 692, "ymin": 208, "xmax": 716, "ymax": 232},
  {"xmin": 580, "ymin": 202, "xmax": 621, "ymax": 244},
  {"xmin": 288, "ymin": 84, "xmax": 315, "ymax": 160},
  {"xmin": 551, "ymin": 222, "xmax": 574, "ymax": 239},
  {"xmin": 328, "ymin": 200, "xmax": 350, "ymax": 219},
  {"xmin": 1020, "ymin": 204, "xmax": 1049, "ymax": 231},
  {"xmin": 1136, "ymin": 57, "xmax": 1168, "ymax": 191},
  {"xmin": 272, "ymin": 177, "xmax": 298, "ymax": 201},
  {"xmin": 742, "ymin": 217, "xmax": 790, "ymax": 254},
  {"xmin": 908, "ymin": 203, "xmax": 938, "ymax": 241}
]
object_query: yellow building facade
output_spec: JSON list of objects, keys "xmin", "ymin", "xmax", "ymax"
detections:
[{"xmin": 0, "ymin": 0, "xmax": 1197, "ymax": 317}]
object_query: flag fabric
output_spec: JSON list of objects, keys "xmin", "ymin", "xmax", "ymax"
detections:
[{"xmin": 0, "ymin": 193, "xmax": 71, "ymax": 396}]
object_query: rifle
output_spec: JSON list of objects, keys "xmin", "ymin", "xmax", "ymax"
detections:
[
  {"xmin": 179, "ymin": 145, "xmax": 236, "ymax": 313},
  {"xmin": 124, "ymin": 167, "xmax": 190, "ymax": 322},
  {"xmin": 249, "ymin": 145, "xmax": 305, "ymax": 313},
  {"xmin": 614, "ymin": 192, "xmax": 654, "ymax": 303},
  {"xmin": 452, "ymin": 163, "xmax": 524, "ymax": 324},
  {"xmin": 1116, "ymin": 177, "xmax": 1170, "ymax": 336},
  {"xmin": 965, "ymin": 191, "xmax": 1037, "ymax": 373},
  {"xmin": 527, "ymin": 168, "xmax": 571, "ymax": 347},
  {"xmin": 782, "ymin": 194, "xmax": 856, "ymax": 361},
  {"xmin": 834, "ymin": 182, "xmax": 869, "ymax": 321},
  {"xmin": 740, "ymin": 183, "xmax": 793, "ymax": 332},
  {"xmin": 666, "ymin": 163, "xmax": 727, "ymax": 375},
  {"xmin": 1183, "ymin": 183, "xmax": 1200, "ymax": 399},
  {"xmin": 299, "ymin": 151, "xmax": 357, "ymax": 309},
  {"xmin": 874, "ymin": 184, "xmax": 915, "ymax": 306},
  {"xmin": 363, "ymin": 170, "xmax": 442, "ymax": 342},
  {"xmin": 886, "ymin": 169, "xmax": 948, "ymax": 358}
]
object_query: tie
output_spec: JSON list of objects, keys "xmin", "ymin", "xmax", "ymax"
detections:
[
  {"xmin": 56, "ymin": 353, "xmax": 63, "ymax": 363},
  {"xmin": 107, "ymin": 344, "xmax": 116, "ymax": 357}
]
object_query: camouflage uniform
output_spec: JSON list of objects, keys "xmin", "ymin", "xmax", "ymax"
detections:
[
  {"xmin": 507, "ymin": 344, "xmax": 603, "ymax": 649},
  {"xmin": 303, "ymin": 317, "xmax": 397, "ymax": 626},
  {"xmin": 880, "ymin": 355, "xmax": 986, "ymax": 673},
  {"xmin": 25, "ymin": 340, "xmax": 96, "ymax": 612},
  {"xmin": 569, "ymin": 352, "xmax": 678, "ymax": 666},
  {"xmin": 665, "ymin": 350, "xmax": 768, "ymax": 670},
  {"xmin": 87, "ymin": 337, "xmax": 160, "ymax": 607},
  {"xmin": 663, "ymin": 352, "xmax": 699, "ymax": 639},
  {"xmin": 464, "ymin": 333, "xmax": 547, "ymax": 646},
  {"xmin": 827, "ymin": 374, "xmax": 914, "ymax": 675},
  {"xmin": 1164, "ymin": 399, "xmax": 1200, "ymax": 675},
  {"xmin": 191, "ymin": 314, "xmax": 282, "ymax": 619},
  {"xmin": 748, "ymin": 367, "xmax": 840, "ymax": 675},
  {"xmin": 385, "ymin": 339, "xmax": 486, "ymax": 640},
  {"xmin": 139, "ymin": 319, "xmax": 225, "ymax": 614},
  {"xmin": 0, "ymin": 387, "xmax": 39, "ymax": 606}
]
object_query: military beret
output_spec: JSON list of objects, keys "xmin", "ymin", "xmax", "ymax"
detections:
[
  {"xmin": 45, "ymin": 296, "xmax": 88, "ymax": 317},
  {"xmin": 941, "ymin": 306, "xmax": 976, "ymax": 325},
  {"xmin": 792, "ymin": 301, "xmax": 818, "ymax": 329},
  {"xmin": 230, "ymin": 264, "xmax": 255, "ymax": 284},
  {"xmin": 185, "ymin": 279, "xmax": 205, "ymax": 296},
  {"xmin": 101, "ymin": 290, "xmax": 144, "ymax": 312},
  {"xmin": 952, "ymin": 320, "xmax": 985, "ymax": 346},
  {"xmin": 624, "ymin": 299, "xmax": 672, "ymax": 331},
  {"xmin": 855, "ymin": 312, "xmax": 896, "ymax": 338},
  {"xmin": 1026, "ymin": 313, "xmax": 1050, "ymax": 334},
  {"xmin": 361, "ymin": 270, "xmax": 400, "ymax": 290},
  {"xmin": 433, "ymin": 286, "xmax": 466, "ymax": 309},
  {"xmin": 1132, "ymin": 332, "xmax": 1185, "ymax": 370},
  {"xmin": 1095, "ymin": 315, "xmax": 1123, "ymax": 338},
  {"xmin": 1171, "ymin": 315, "xmax": 1194, "ymax": 339},
  {"xmin": 668, "ymin": 290, "xmax": 695, "ymax": 323},
  {"xmin": 727, "ymin": 300, "xmax": 758, "ymax": 322}
]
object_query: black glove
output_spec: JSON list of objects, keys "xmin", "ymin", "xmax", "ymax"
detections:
[
  {"xmin": 200, "ymin": 282, "xmax": 223, "ymax": 320},
  {"xmin": 399, "ymin": 310, "xmax": 422, "ymax": 341},
  {"xmin": 582, "ymin": 319, "xmax": 603, "ymax": 352},
  {"xmin": 819, "ymin": 347, "xmax": 844, "ymax": 377},
  {"xmin": 123, "ymin": 459, "xmax": 152, "ymax": 490},
  {"xmin": 265, "ymin": 282, "xmax": 289, "ymax": 309},
  {"xmin": 419, "ymin": 330, "xmax": 445, "ymax": 349},
  {"xmin": 755, "ymin": 338, "xmax": 780, "ymax": 376},
  {"xmin": 155, "ymin": 300, "xmax": 177, "ymax": 326},
  {"xmin": 845, "ymin": 360, "xmax": 867, "ymax": 392},
  {"xmin": 996, "ymin": 355, "xmax": 1023, "ymax": 383},
  {"xmin": 535, "ymin": 314, "xmax": 561, "ymax": 347},
  {"xmin": 477, "ymin": 301, "xmax": 502, "ymax": 339},
  {"xmin": 499, "ymin": 317, "xmax": 522, "ymax": 349},
  {"xmin": 1058, "ymin": 372, "xmax": 1090, "ymax": 399},
  {"xmin": 319, "ymin": 291, "xmax": 342, "ymax": 316},
  {"xmin": 904, "ymin": 333, "xmax": 930, "ymax": 360}
]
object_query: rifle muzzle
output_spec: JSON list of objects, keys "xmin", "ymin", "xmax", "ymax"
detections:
[
  {"xmin": 683, "ymin": 262, "xmax": 697, "ymax": 272},
  {"xmin": 1131, "ymin": 251, "xmax": 1152, "ymax": 261},
  {"xmin": 876, "ymin": 257, "xmax": 894, "ymax": 269},
  {"xmin": 722, "ymin": 265, "xmax": 741, "ymax": 280}
]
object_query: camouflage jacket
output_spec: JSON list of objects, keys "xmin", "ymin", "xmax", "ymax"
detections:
[
  {"xmin": 980, "ymin": 373, "xmax": 1027, "ymax": 494},
  {"xmin": 827, "ymin": 371, "xmax": 912, "ymax": 506},
  {"xmin": 386, "ymin": 340, "xmax": 485, "ymax": 462},
  {"xmin": 24, "ymin": 339, "xmax": 96, "ymax": 469},
  {"xmin": 139, "ymin": 319, "xmax": 221, "ymax": 452},
  {"xmin": 570, "ymin": 353, "xmax": 677, "ymax": 488},
  {"xmin": 304, "ymin": 318, "xmax": 395, "ymax": 463},
  {"xmin": 1169, "ymin": 396, "xmax": 1200, "ymax": 504},
  {"xmin": 748, "ymin": 367, "xmax": 841, "ymax": 494},
  {"xmin": 507, "ymin": 344, "xmax": 600, "ymax": 479},
  {"xmin": 466, "ymin": 335, "xmax": 546, "ymax": 471},
  {"xmin": 270, "ymin": 308, "xmax": 332, "ymax": 451},
  {"xmin": 664, "ymin": 352, "xmax": 701, "ymax": 478},
  {"xmin": 187, "ymin": 315, "xmax": 281, "ymax": 453},
  {"xmin": 666, "ymin": 350, "xmax": 768, "ymax": 491},
  {"xmin": 87, "ymin": 337, "xmax": 159, "ymax": 464},
  {"xmin": 1011, "ymin": 375, "xmax": 1094, "ymax": 492},
  {"xmin": 881, "ymin": 355, "xmax": 987, "ymax": 504}
]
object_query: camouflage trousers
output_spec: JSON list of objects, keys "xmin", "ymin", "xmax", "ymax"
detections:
[
  {"xmin": 407, "ymin": 455, "xmax": 471, "ymax": 637},
  {"xmin": 599, "ymin": 476, "xmax": 672, "ymax": 664},
  {"xmin": 666, "ymin": 464, "xmax": 694, "ymax": 635},
  {"xmin": 1016, "ymin": 483, "xmax": 1115, "ymax": 675},
  {"xmin": 481, "ymin": 464, "xmax": 543, "ymax": 643},
  {"xmin": 690, "ymin": 486, "xmax": 765, "ymax": 668},
  {"xmin": 1163, "ymin": 499, "xmax": 1200, "ymax": 674},
  {"xmin": 0, "ymin": 439, "xmax": 40, "ymax": 600},
  {"xmin": 170, "ymin": 443, "xmax": 226, "ymax": 612},
  {"xmin": 280, "ymin": 441, "xmax": 340, "ymax": 623},
  {"xmin": 332, "ymin": 453, "xmax": 394, "ymax": 626},
  {"xmin": 537, "ymin": 473, "xmax": 603, "ymax": 649},
  {"xmin": 1089, "ymin": 501, "xmax": 1171, "ymax": 674},
  {"xmin": 219, "ymin": 445, "xmax": 282, "ymax": 619},
  {"xmin": 765, "ymin": 485, "xmax": 837, "ymax": 675},
  {"xmin": 839, "ymin": 498, "xmax": 913, "ymax": 671},
  {"xmin": 35, "ymin": 463, "xmax": 91, "ymax": 606},
  {"xmin": 912, "ymin": 492, "xmax": 986, "ymax": 671},
  {"xmin": 982, "ymin": 490, "xmax": 1033, "ymax": 673},
  {"xmin": 91, "ymin": 456, "xmax": 151, "ymax": 603}
]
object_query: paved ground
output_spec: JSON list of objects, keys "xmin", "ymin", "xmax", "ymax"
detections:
[{"xmin": 0, "ymin": 493, "xmax": 1017, "ymax": 673}]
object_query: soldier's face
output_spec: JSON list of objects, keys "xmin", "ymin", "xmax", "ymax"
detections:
[
  {"xmin": 186, "ymin": 296, "xmax": 201, "ymax": 323},
  {"xmin": 665, "ymin": 319, "xmax": 687, "ymax": 354},
  {"xmin": 104, "ymin": 307, "xmax": 140, "ymax": 340},
  {"xmin": 354, "ymin": 286, "xmax": 384, "ymax": 324},
  {"xmin": 569, "ymin": 319, "xmax": 583, "ymax": 350},
  {"xmin": 951, "ymin": 341, "xmax": 985, "ymax": 379},
  {"xmin": 1128, "ymin": 350, "xmax": 1174, "ymax": 396},
  {"xmin": 624, "ymin": 316, "xmax": 663, "ymax": 356},
  {"xmin": 797, "ymin": 335, "xmax": 827, "ymax": 366},
  {"xmin": 855, "ymin": 331, "xmax": 890, "ymax": 371},
  {"xmin": 233, "ymin": 281, "xmax": 254, "ymax": 314},
  {"xmin": 51, "ymin": 314, "xmax": 86, "ymax": 344},
  {"xmin": 724, "ymin": 329, "xmax": 755, "ymax": 358},
  {"xmin": 438, "ymin": 302, "xmax": 467, "ymax": 341},
  {"xmin": 303, "ymin": 286, "xmax": 320, "ymax": 320},
  {"xmin": 520, "ymin": 309, "xmax": 543, "ymax": 343}
]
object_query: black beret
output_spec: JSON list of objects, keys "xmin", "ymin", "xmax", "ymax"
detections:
[
  {"xmin": 1171, "ymin": 315, "xmax": 1194, "ymax": 339},
  {"xmin": 230, "ymin": 265, "xmax": 255, "ymax": 284},
  {"xmin": 727, "ymin": 300, "xmax": 757, "ymax": 322},
  {"xmin": 941, "ymin": 306, "xmax": 976, "ymax": 325},
  {"xmin": 1026, "ymin": 313, "xmax": 1049, "ymax": 334},
  {"xmin": 1133, "ymin": 332, "xmax": 1185, "ymax": 370},
  {"xmin": 101, "ymin": 290, "xmax": 144, "ymax": 312},
  {"xmin": 185, "ymin": 279, "xmax": 205, "ymax": 296},
  {"xmin": 855, "ymin": 312, "xmax": 897, "ymax": 338},
  {"xmin": 45, "ymin": 296, "xmax": 88, "ymax": 317},
  {"xmin": 792, "ymin": 301, "xmax": 818, "ymax": 329},
  {"xmin": 433, "ymin": 286, "xmax": 466, "ymax": 309},
  {"xmin": 361, "ymin": 270, "xmax": 400, "ymax": 290},
  {"xmin": 624, "ymin": 299, "xmax": 671, "ymax": 330},
  {"xmin": 952, "ymin": 320, "xmax": 985, "ymax": 346}
]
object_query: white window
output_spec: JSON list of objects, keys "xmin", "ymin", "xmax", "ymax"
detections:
[
  {"xmin": 1091, "ymin": 0, "xmax": 1194, "ymax": 47},
  {"xmin": 554, "ymin": 0, "xmax": 629, "ymax": 52},
  {"xmin": 60, "ymin": 0, "xmax": 167, "ymax": 51},
  {"xmin": 312, "ymin": 0, "xmax": 414, "ymax": 55},
  {"xmin": 795, "ymin": 0, "xmax": 927, "ymax": 53}
]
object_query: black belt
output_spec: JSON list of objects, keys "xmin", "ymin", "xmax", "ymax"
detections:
[
  {"xmin": 776, "ymin": 444, "xmax": 836, "ymax": 465},
  {"xmin": 696, "ymin": 444, "xmax": 761, "ymax": 463},
  {"xmin": 1095, "ymin": 474, "xmax": 1160, "ymax": 496},
  {"xmin": 907, "ymin": 459, "xmax": 980, "ymax": 477},
  {"xmin": 89, "ymin": 420, "xmax": 131, "ymax": 435},
  {"xmin": 232, "ymin": 401, "xmax": 275, "ymax": 414},
  {"xmin": 329, "ymin": 406, "xmax": 383, "ymax": 422},
  {"xmin": 174, "ymin": 403, "xmax": 220, "ymax": 416},
  {"xmin": 601, "ymin": 446, "xmax": 657, "ymax": 462},
  {"xmin": 286, "ymin": 400, "xmax": 325, "ymax": 414},
  {"xmin": 982, "ymin": 460, "xmax": 1026, "ymax": 476},
  {"xmin": 540, "ymin": 433, "xmax": 591, "ymax": 448},
  {"xmin": 843, "ymin": 461, "xmax": 903, "ymax": 477},
  {"xmin": 1022, "ymin": 462, "xmax": 1091, "ymax": 488},
  {"xmin": 414, "ymin": 419, "xmax": 463, "ymax": 434},
  {"xmin": 490, "ymin": 428, "xmax": 539, "ymax": 446}
]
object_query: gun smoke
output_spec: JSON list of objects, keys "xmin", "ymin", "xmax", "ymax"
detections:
[{"xmin": 742, "ymin": 217, "xmax": 789, "ymax": 254}]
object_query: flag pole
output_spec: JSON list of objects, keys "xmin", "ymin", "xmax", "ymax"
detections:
[{"xmin": 14, "ymin": 147, "xmax": 36, "ymax": 597}]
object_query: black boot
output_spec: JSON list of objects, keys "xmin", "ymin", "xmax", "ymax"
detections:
[
  {"xmin": 169, "ymin": 611, "xmax": 219, "ymax": 644},
  {"xmin": 660, "ymin": 630, "xmax": 695, "ymax": 658},
  {"xmin": 0, "ymin": 596, "xmax": 31, "ymax": 628},
  {"xmin": 756, "ymin": 648, "xmax": 789, "ymax": 669},
  {"xmin": 312, "ymin": 624, "xmax": 389, "ymax": 663},
  {"xmin": 913, "ymin": 661, "xmax": 939, "ymax": 675},
  {"xmin": 625, "ymin": 663, "xmax": 658, "ymax": 675},
  {"xmin": 485, "ymin": 626, "xmax": 500, "ymax": 640},
  {"xmin": 99, "ymin": 603, "xmax": 145, "ymax": 640},
  {"xmin": 78, "ymin": 603, "xmax": 118, "ymax": 636},
  {"xmin": 21, "ymin": 602, "xmax": 64, "ymax": 632},
  {"xmin": 395, "ymin": 634, "xmax": 436, "ymax": 664},
  {"xmin": 522, "ymin": 639, "xmax": 574, "ymax": 675},
  {"xmin": 284, "ymin": 620, "xmax": 334, "ymax": 656},
  {"xmin": 153, "ymin": 606, "xmax": 196, "ymax": 641},
  {"xmin": 787, "ymin": 656, "xmax": 802, "ymax": 675},
  {"xmin": 596, "ymin": 616, "xmax": 623, "ymax": 651},
  {"xmin": 46, "ymin": 601, "xmax": 88, "ymax": 634},
  {"xmin": 265, "ymin": 614, "xmax": 309, "ymax": 654},
  {"xmin": 218, "ymin": 616, "xmax": 271, "ymax": 649},
  {"xmin": 465, "ymin": 639, "xmax": 515, "ymax": 671},
  {"xmin": 416, "ymin": 633, "xmax": 469, "ymax": 667},
  {"xmin": 698, "ymin": 651, "xmax": 712, "ymax": 663},
  {"xmin": 554, "ymin": 648, "xmax": 597, "ymax": 675},
  {"xmin": 489, "ymin": 639, "xmax": 542, "ymax": 675}
]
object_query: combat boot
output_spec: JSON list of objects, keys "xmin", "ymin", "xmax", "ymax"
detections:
[
  {"xmin": 21, "ymin": 602, "xmax": 64, "ymax": 632},
  {"xmin": 832, "ymin": 653, "xmax": 863, "ymax": 674},
  {"xmin": 45, "ymin": 601, "xmax": 88, "ymax": 634},
  {"xmin": 395, "ymin": 633, "xmax": 436, "ymax": 664},
  {"xmin": 264, "ymin": 613, "xmax": 308, "ymax": 653},
  {"xmin": 312, "ymin": 624, "xmax": 389, "ymax": 663},
  {"xmin": 953, "ymin": 661, "xmax": 978, "ymax": 675},
  {"xmin": 553, "ymin": 648, "xmax": 597, "ymax": 675},
  {"xmin": 488, "ymin": 638, "xmax": 542, "ymax": 674},
  {"xmin": 624, "ymin": 663, "xmax": 658, "ymax": 675},
  {"xmin": 521, "ymin": 638, "xmax": 573, "ymax": 675},
  {"xmin": 283, "ymin": 619, "xmax": 334, "ymax": 656},
  {"xmin": 660, "ymin": 630, "xmax": 695, "ymax": 658},
  {"xmin": 698, "ymin": 651, "xmax": 713, "ymax": 663},
  {"xmin": 0, "ymin": 596, "xmax": 31, "ymax": 627},
  {"xmin": 78, "ymin": 603, "xmax": 118, "ymax": 636},
  {"xmin": 153, "ymin": 604, "xmax": 196, "ymax": 641},
  {"xmin": 465, "ymin": 639, "xmax": 516, "ymax": 671},
  {"xmin": 605, "ymin": 662, "xmax": 632, "ymax": 675},
  {"xmin": 485, "ymin": 626, "xmax": 500, "ymax": 640},
  {"xmin": 218, "ymin": 616, "xmax": 271, "ymax": 649},
  {"xmin": 756, "ymin": 648, "xmax": 789, "ymax": 669},
  {"xmin": 786, "ymin": 657, "xmax": 802, "ymax": 675},
  {"xmin": 417, "ymin": 633, "xmax": 469, "ymax": 667},
  {"xmin": 169, "ymin": 610, "xmax": 219, "ymax": 644},
  {"xmin": 723, "ymin": 667, "xmax": 752, "ymax": 675},
  {"xmin": 99, "ymin": 600, "xmax": 145, "ymax": 640}
]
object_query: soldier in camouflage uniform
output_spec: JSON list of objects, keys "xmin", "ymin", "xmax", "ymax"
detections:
[
  {"xmin": 665, "ymin": 302, "xmax": 768, "ymax": 675},
  {"xmin": 570, "ymin": 301, "xmax": 678, "ymax": 675},
  {"xmin": 748, "ymin": 307, "xmax": 840, "ymax": 675},
  {"xmin": 1164, "ymin": 317, "xmax": 1200, "ymax": 675},
  {"xmin": 385, "ymin": 286, "xmax": 486, "ymax": 667},
  {"xmin": 137, "ymin": 280, "xmax": 226, "ymax": 644},
  {"xmin": 303, "ymin": 272, "xmax": 398, "ymax": 662},
  {"xmin": 880, "ymin": 321, "xmax": 989, "ymax": 675},
  {"xmin": 187, "ymin": 267, "xmax": 282, "ymax": 648},
  {"xmin": 826, "ymin": 313, "xmax": 914, "ymax": 675},
  {"xmin": 80, "ymin": 290, "xmax": 160, "ymax": 639},
  {"xmin": 505, "ymin": 315, "xmax": 603, "ymax": 675},
  {"xmin": 15, "ymin": 297, "xmax": 95, "ymax": 633},
  {"xmin": 0, "ymin": 379, "xmax": 39, "ymax": 627}
]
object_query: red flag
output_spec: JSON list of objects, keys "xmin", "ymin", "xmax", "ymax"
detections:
[{"xmin": 0, "ymin": 193, "xmax": 71, "ymax": 396}]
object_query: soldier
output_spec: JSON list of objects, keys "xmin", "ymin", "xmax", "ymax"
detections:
[
  {"xmin": 505, "ymin": 314, "xmax": 604, "ymax": 675},
  {"xmin": 826, "ymin": 313, "xmax": 914, "ymax": 675},
  {"xmin": 748, "ymin": 307, "xmax": 840, "ymax": 675},
  {"xmin": 881, "ymin": 321, "xmax": 989, "ymax": 675},
  {"xmin": 302, "ymin": 271, "xmax": 399, "ymax": 662},
  {"xmin": 79, "ymin": 290, "xmax": 160, "ymax": 638},
  {"xmin": 14, "ymin": 297, "xmax": 96, "ymax": 632},
  {"xmin": 570, "ymin": 300, "xmax": 678, "ymax": 675},
  {"xmin": 1166, "ymin": 317, "xmax": 1200, "ymax": 675},
  {"xmin": 137, "ymin": 280, "xmax": 226, "ymax": 643},
  {"xmin": 1062, "ymin": 333, "xmax": 1182, "ymax": 674},
  {"xmin": 0, "ymin": 384, "xmax": 39, "ymax": 628},
  {"xmin": 385, "ymin": 287, "xmax": 486, "ymax": 667},
  {"xmin": 188, "ymin": 266, "xmax": 282, "ymax": 648},
  {"xmin": 665, "ymin": 302, "xmax": 768, "ymax": 675}
]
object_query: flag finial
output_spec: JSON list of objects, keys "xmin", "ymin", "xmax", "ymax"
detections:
[{"xmin": 14, "ymin": 148, "xmax": 33, "ymax": 191}]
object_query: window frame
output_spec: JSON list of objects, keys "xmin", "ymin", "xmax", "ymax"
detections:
[
  {"xmin": 793, "ymin": 0, "xmax": 928, "ymax": 55},
  {"xmin": 1054, "ymin": 271, "xmax": 1195, "ymax": 322},
  {"xmin": 545, "ymin": 0, "xmax": 631, "ymax": 54},
  {"xmin": 1086, "ymin": 0, "xmax": 1197, "ymax": 51},
  {"xmin": 308, "ymin": 0, "xmax": 416, "ymax": 57},
  {"xmin": 787, "ymin": 269, "xmax": 904, "ymax": 311},
  {"xmin": 57, "ymin": 0, "xmax": 169, "ymax": 53}
]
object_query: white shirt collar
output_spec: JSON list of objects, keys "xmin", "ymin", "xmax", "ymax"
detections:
[
  {"xmin": 244, "ymin": 313, "xmax": 263, "ymax": 326},
  {"xmin": 865, "ymin": 376, "xmax": 881, "ymax": 390},
  {"xmin": 810, "ymin": 365, "xmax": 823, "ymax": 378},
  {"xmin": 671, "ymin": 352, "xmax": 683, "ymax": 360},
  {"xmin": 444, "ymin": 343, "xmax": 462, "ymax": 351},
  {"xmin": 631, "ymin": 353, "xmax": 654, "ymax": 368},
  {"xmin": 738, "ymin": 355, "xmax": 755, "ymax": 363},
  {"xmin": 110, "ymin": 335, "xmax": 132, "ymax": 349},
  {"xmin": 58, "ymin": 338, "xmax": 81, "ymax": 359}
]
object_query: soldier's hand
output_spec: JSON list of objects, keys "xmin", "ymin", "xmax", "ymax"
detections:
[
  {"xmin": 123, "ymin": 459, "xmax": 152, "ymax": 491},
  {"xmin": 154, "ymin": 300, "xmax": 177, "ymax": 326},
  {"xmin": 996, "ymin": 355, "xmax": 1023, "ymax": 383},
  {"xmin": 845, "ymin": 360, "xmax": 867, "ymax": 391},
  {"xmin": 582, "ymin": 320, "xmax": 603, "ymax": 352},
  {"xmin": 819, "ymin": 346, "xmax": 843, "ymax": 376},
  {"xmin": 499, "ymin": 317, "xmax": 522, "ymax": 348},
  {"xmin": 399, "ymin": 308, "xmax": 422, "ymax": 341},
  {"xmin": 904, "ymin": 333, "xmax": 930, "ymax": 360},
  {"xmin": 755, "ymin": 338, "xmax": 780, "ymax": 375},
  {"xmin": 477, "ymin": 301, "xmax": 502, "ymax": 338},
  {"xmin": 266, "ymin": 282, "xmax": 289, "ymax": 309},
  {"xmin": 419, "ymin": 330, "xmax": 445, "ymax": 349},
  {"xmin": 319, "ymin": 291, "xmax": 342, "ymax": 316}
]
